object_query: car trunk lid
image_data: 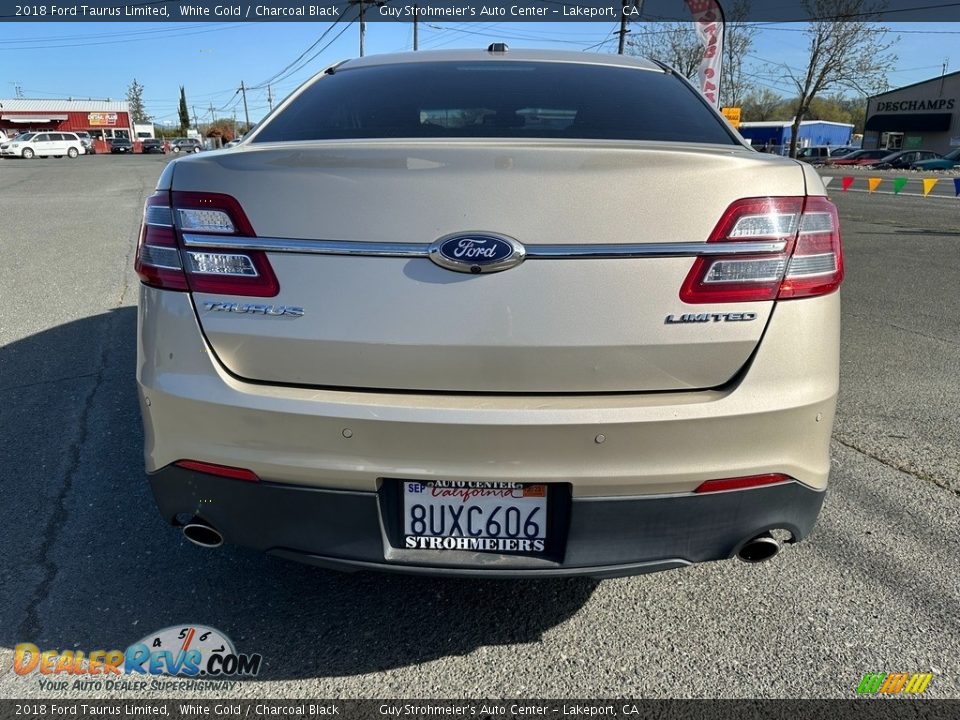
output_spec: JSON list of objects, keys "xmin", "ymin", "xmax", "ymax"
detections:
[{"xmin": 170, "ymin": 141, "xmax": 808, "ymax": 393}]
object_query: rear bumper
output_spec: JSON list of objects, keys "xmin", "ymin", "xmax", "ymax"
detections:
[
  {"xmin": 138, "ymin": 285, "xmax": 838, "ymax": 576},
  {"xmin": 150, "ymin": 465, "xmax": 825, "ymax": 578}
]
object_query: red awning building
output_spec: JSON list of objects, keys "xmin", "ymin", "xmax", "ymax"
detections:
[{"xmin": 0, "ymin": 99, "xmax": 132, "ymax": 142}]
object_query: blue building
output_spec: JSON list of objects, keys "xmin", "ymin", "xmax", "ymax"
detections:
[{"xmin": 737, "ymin": 120, "xmax": 854, "ymax": 153}]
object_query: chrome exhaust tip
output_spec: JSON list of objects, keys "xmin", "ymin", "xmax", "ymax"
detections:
[
  {"xmin": 182, "ymin": 521, "xmax": 224, "ymax": 549},
  {"xmin": 737, "ymin": 532, "xmax": 781, "ymax": 564}
]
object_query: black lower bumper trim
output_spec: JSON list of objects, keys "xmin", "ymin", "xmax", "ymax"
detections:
[
  {"xmin": 148, "ymin": 466, "xmax": 825, "ymax": 578},
  {"xmin": 267, "ymin": 549, "xmax": 689, "ymax": 579}
]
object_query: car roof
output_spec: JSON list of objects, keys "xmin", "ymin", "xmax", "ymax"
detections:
[{"xmin": 338, "ymin": 48, "xmax": 663, "ymax": 73}]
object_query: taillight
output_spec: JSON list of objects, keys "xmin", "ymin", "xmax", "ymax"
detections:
[
  {"xmin": 134, "ymin": 192, "xmax": 188, "ymax": 291},
  {"xmin": 679, "ymin": 196, "xmax": 843, "ymax": 304},
  {"xmin": 134, "ymin": 190, "xmax": 278, "ymax": 297},
  {"xmin": 778, "ymin": 197, "xmax": 844, "ymax": 299}
]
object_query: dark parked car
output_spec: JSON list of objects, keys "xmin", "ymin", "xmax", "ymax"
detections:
[
  {"xmin": 911, "ymin": 148, "xmax": 960, "ymax": 171},
  {"xmin": 795, "ymin": 146, "xmax": 837, "ymax": 164},
  {"xmin": 171, "ymin": 138, "xmax": 203, "ymax": 154},
  {"xmin": 826, "ymin": 146, "xmax": 858, "ymax": 158},
  {"xmin": 109, "ymin": 138, "xmax": 133, "ymax": 154},
  {"xmin": 141, "ymin": 138, "xmax": 166, "ymax": 154},
  {"xmin": 871, "ymin": 150, "xmax": 940, "ymax": 169},
  {"xmin": 828, "ymin": 149, "xmax": 892, "ymax": 166}
]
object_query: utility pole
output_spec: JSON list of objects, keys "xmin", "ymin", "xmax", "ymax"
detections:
[
  {"xmin": 347, "ymin": 0, "xmax": 387, "ymax": 57},
  {"xmin": 617, "ymin": 0, "xmax": 644, "ymax": 55},
  {"xmin": 267, "ymin": 84, "xmax": 273, "ymax": 111},
  {"xmin": 359, "ymin": 0, "xmax": 365, "ymax": 56},
  {"xmin": 617, "ymin": 0, "xmax": 628, "ymax": 54},
  {"xmin": 192, "ymin": 105, "xmax": 199, "ymax": 131},
  {"xmin": 239, "ymin": 80, "xmax": 250, "ymax": 132},
  {"xmin": 413, "ymin": 3, "xmax": 418, "ymax": 50}
]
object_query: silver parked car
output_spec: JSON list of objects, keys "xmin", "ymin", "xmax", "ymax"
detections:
[{"xmin": 136, "ymin": 48, "xmax": 843, "ymax": 577}]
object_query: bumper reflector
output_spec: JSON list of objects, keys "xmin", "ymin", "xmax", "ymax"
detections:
[
  {"xmin": 693, "ymin": 473, "xmax": 792, "ymax": 494},
  {"xmin": 174, "ymin": 460, "xmax": 260, "ymax": 482}
]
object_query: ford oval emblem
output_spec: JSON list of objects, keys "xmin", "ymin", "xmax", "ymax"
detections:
[{"xmin": 428, "ymin": 232, "xmax": 526, "ymax": 274}]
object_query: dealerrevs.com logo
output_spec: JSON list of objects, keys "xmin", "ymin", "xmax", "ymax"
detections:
[{"xmin": 14, "ymin": 625, "xmax": 261, "ymax": 690}]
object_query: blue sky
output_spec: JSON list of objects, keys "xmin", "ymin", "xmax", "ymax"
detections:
[{"xmin": 2, "ymin": 20, "xmax": 957, "ymax": 125}]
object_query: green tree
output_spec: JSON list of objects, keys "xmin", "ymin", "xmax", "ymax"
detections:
[
  {"xmin": 126, "ymin": 79, "xmax": 150, "ymax": 124},
  {"xmin": 178, "ymin": 86, "xmax": 190, "ymax": 133},
  {"xmin": 741, "ymin": 87, "xmax": 785, "ymax": 122}
]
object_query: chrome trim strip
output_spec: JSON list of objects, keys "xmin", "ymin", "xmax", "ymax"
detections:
[
  {"xmin": 181, "ymin": 234, "xmax": 787, "ymax": 259},
  {"xmin": 181, "ymin": 234, "xmax": 428, "ymax": 257},
  {"xmin": 525, "ymin": 241, "xmax": 786, "ymax": 258}
]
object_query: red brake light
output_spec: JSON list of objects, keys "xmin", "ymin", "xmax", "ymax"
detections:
[
  {"xmin": 693, "ymin": 473, "xmax": 792, "ymax": 493},
  {"xmin": 174, "ymin": 459, "xmax": 260, "ymax": 482},
  {"xmin": 134, "ymin": 190, "xmax": 278, "ymax": 297},
  {"xmin": 679, "ymin": 196, "xmax": 843, "ymax": 304},
  {"xmin": 778, "ymin": 196, "xmax": 844, "ymax": 299},
  {"xmin": 134, "ymin": 191, "xmax": 188, "ymax": 291}
]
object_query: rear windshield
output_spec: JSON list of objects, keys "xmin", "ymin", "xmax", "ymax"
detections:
[{"xmin": 253, "ymin": 61, "xmax": 737, "ymax": 145}]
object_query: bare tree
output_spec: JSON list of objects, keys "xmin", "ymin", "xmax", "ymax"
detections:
[
  {"xmin": 628, "ymin": 22, "xmax": 703, "ymax": 79},
  {"xmin": 719, "ymin": 1, "xmax": 759, "ymax": 108},
  {"xmin": 628, "ymin": 4, "xmax": 757, "ymax": 108},
  {"xmin": 784, "ymin": 0, "xmax": 896, "ymax": 157}
]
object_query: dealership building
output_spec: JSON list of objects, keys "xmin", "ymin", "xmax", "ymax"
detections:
[
  {"xmin": 862, "ymin": 71, "xmax": 960, "ymax": 154},
  {"xmin": 0, "ymin": 99, "xmax": 132, "ymax": 142}
]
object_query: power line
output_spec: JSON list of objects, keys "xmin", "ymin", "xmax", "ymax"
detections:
[
  {"xmin": 0, "ymin": 22, "xmax": 223, "ymax": 44},
  {"xmin": 249, "ymin": 9, "xmax": 359, "ymax": 91},
  {"xmin": 249, "ymin": 18, "xmax": 350, "ymax": 90},
  {"xmin": 0, "ymin": 23, "xmax": 244, "ymax": 51}
]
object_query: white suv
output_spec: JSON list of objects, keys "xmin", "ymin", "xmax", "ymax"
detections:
[{"xmin": 0, "ymin": 131, "xmax": 85, "ymax": 159}]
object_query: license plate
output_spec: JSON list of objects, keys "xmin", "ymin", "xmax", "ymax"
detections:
[{"xmin": 402, "ymin": 481, "xmax": 548, "ymax": 554}]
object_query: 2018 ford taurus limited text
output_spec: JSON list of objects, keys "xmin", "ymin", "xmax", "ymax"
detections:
[{"xmin": 135, "ymin": 48, "xmax": 843, "ymax": 578}]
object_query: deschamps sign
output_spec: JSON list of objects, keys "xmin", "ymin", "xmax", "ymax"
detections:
[{"xmin": 875, "ymin": 98, "xmax": 956, "ymax": 112}]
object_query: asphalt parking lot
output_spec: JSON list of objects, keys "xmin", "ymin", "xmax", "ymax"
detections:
[{"xmin": 0, "ymin": 153, "xmax": 958, "ymax": 699}]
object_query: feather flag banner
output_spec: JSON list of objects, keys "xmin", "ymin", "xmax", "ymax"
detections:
[{"xmin": 685, "ymin": 0, "xmax": 725, "ymax": 108}]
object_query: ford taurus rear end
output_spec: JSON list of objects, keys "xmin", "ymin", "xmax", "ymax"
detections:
[{"xmin": 135, "ymin": 49, "xmax": 842, "ymax": 578}]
